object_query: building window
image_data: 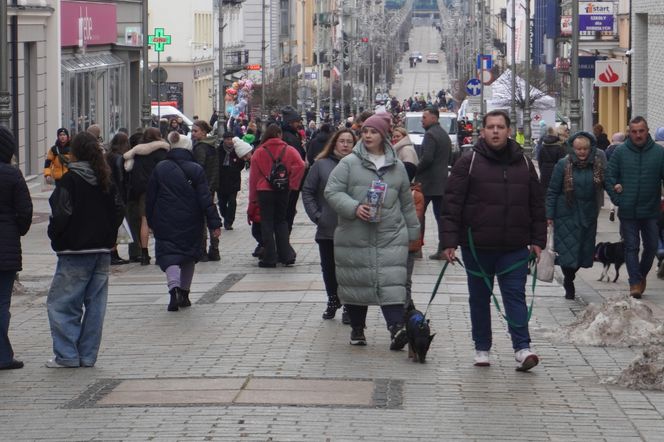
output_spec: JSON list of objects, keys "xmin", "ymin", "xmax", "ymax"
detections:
[
  {"xmin": 194, "ymin": 12, "xmax": 213, "ymax": 47},
  {"xmin": 280, "ymin": 0, "xmax": 289, "ymax": 37}
]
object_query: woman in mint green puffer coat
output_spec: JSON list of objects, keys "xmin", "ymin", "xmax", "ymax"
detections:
[{"xmin": 324, "ymin": 113, "xmax": 419, "ymax": 349}]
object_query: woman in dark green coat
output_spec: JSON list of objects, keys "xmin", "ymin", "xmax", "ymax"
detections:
[{"xmin": 546, "ymin": 132, "xmax": 609, "ymax": 299}]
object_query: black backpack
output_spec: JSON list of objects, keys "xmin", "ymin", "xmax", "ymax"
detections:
[{"xmin": 264, "ymin": 146, "xmax": 289, "ymax": 191}]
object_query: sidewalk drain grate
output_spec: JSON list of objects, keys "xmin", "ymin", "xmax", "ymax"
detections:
[
  {"xmin": 65, "ymin": 377, "xmax": 403, "ymax": 410},
  {"xmin": 196, "ymin": 273, "xmax": 246, "ymax": 304}
]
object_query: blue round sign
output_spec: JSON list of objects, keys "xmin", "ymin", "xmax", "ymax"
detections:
[{"xmin": 465, "ymin": 78, "xmax": 482, "ymax": 96}]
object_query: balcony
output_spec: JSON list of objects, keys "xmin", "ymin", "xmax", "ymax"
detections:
[{"xmin": 223, "ymin": 50, "xmax": 249, "ymax": 74}]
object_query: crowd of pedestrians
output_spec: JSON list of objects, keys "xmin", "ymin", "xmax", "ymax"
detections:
[{"xmin": 3, "ymin": 99, "xmax": 664, "ymax": 374}]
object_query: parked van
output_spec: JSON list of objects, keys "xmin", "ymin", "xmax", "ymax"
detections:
[{"xmin": 404, "ymin": 111, "xmax": 460, "ymax": 166}]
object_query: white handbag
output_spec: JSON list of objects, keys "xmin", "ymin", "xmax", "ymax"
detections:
[{"xmin": 536, "ymin": 226, "xmax": 556, "ymax": 283}]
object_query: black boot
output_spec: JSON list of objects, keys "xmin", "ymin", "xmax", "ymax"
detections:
[
  {"xmin": 168, "ymin": 288, "xmax": 180, "ymax": 312},
  {"xmin": 322, "ymin": 297, "xmax": 341, "ymax": 320},
  {"xmin": 111, "ymin": 250, "xmax": 128, "ymax": 266},
  {"xmin": 140, "ymin": 248, "xmax": 151, "ymax": 266},
  {"xmin": 389, "ymin": 324, "xmax": 408, "ymax": 351},
  {"xmin": 208, "ymin": 246, "xmax": 221, "ymax": 261},
  {"xmin": 562, "ymin": 268, "xmax": 576, "ymax": 300},
  {"xmin": 179, "ymin": 289, "xmax": 191, "ymax": 308}
]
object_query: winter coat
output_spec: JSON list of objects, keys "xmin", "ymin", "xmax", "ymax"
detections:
[
  {"xmin": 0, "ymin": 163, "xmax": 32, "ymax": 271},
  {"xmin": 442, "ymin": 138, "xmax": 546, "ymax": 251},
  {"xmin": 306, "ymin": 130, "xmax": 332, "ymax": 165},
  {"xmin": 193, "ymin": 136, "xmax": 219, "ymax": 192},
  {"xmin": 409, "ymin": 182, "xmax": 425, "ymax": 252},
  {"xmin": 324, "ymin": 141, "xmax": 420, "ymax": 306},
  {"xmin": 393, "ymin": 136, "xmax": 419, "ymax": 167},
  {"xmin": 48, "ymin": 162, "xmax": 123, "ymax": 253},
  {"xmin": 538, "ymin": 135, "xmax": 566, "ymax": 191},
  {"xmin": 123, "ymin": 141, "xmax": 170, "ymax": 200},
  {"xmin": 248, "ymin": 138, "xmax": 306, "ymax": 203},
  {"xmin": 546, "ymin": 134, "xmax": 608, "ymax": 269},
  {"xmin": 43, "ymin": 142, "xmax": 71, "ymax": 181},
  {"xmin": 146, "ymin": 149, "xmax": 222, "ymax": 270},
  {"xmin": 281, "ymin": 124, "xmax": 306, "ymax": 161},
  {"xmin": 596, "ymin": 132, "xmax": 610, "ymax": 151},
  {"xmin": 106, "ymin": 151, "xmax": 127, "ymax": 205},
  {"xmin": 607, "ymin": 135, "xmax": 664, "ymax": 220},
  {"xmin": 218, "ymin": 144, "xmax": 245, "ymax": 194},
  {"xmin": 302, "ymin": 155, "xmax": 341, "ymax": 240},
  {"xmin": 415, "ymin": 122, "xmax": 451, "ymax": 196}
]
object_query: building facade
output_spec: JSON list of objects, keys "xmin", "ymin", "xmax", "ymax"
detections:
[
  {"xmin": 631, "ymin": 0, "xmax": 664, "ymax": 132},
  {"xmin": 8, "ymin": 0, "xmax": 60, "ymax": 176}
]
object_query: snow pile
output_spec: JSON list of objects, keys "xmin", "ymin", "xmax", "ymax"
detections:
[
  {"xmin": 554, "ymin": 297, "xmax": 664, "ymax": 347},
  {"xmin": 614, "ymin": 346, "xmax": 664, "ymax": 391}
]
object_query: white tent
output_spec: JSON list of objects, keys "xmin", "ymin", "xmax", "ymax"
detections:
[{"xmin": 486, "ymin": 71, "xmax": 556, "ymax": 138}]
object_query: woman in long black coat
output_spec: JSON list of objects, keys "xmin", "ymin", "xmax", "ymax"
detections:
[
  {"xmin": 0, "ymin": 127, "xmax": 32, "ymax": 370},
  {"xmin": 146, "ymin": 132, "xmax": 222, "ymax": 312}
]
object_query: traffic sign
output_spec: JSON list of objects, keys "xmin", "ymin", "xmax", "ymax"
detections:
[
  {"xmin": 476, "ymin": 54, "xmax": 492, "ymax": 70},
  {"xmin": 148, "ymin": 28, "xmax": 172, "ymax": 53},
  {"xmin": 465, "ymin": 78, "xmax": 482, "ymax": 96}
]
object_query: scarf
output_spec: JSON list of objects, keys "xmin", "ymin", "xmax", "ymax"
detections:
[
  {"xmin": 563, "ymin": 153, "xmax": 604, "ymax": 207},
  {"xmin": 68, "ymin": 161, "xmax": 98, "ymax": 186}
]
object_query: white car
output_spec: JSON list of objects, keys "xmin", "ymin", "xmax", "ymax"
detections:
[
  {"xmin": 426, "ymin": 53, "xmax": 439, "ymax": 63},
  {"xmin": 404, "ymin": 111, "xmax": 459, "ymax": 166}
]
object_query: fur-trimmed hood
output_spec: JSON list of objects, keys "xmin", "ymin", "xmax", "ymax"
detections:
[{"xmin": 123, "ymin": 140, "xmax": 170, "ymax": 171}]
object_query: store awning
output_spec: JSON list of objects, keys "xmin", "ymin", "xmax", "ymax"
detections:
[{"xmin": 61, "ymin": 52, "xmax": 125, "ymax": 73}]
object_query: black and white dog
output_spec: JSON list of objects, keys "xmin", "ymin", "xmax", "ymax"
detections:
[{"xmin": 594, "ymin": 241, "xmax": 624, "ymax": 282}]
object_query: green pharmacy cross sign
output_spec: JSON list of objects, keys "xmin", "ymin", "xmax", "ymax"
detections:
[{"xmin": 148, "ymin": 28, "xmax": 172, "ymax": 52}]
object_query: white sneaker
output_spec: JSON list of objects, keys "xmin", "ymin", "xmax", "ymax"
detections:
[
  {"xmin": 45, "ymin": 359, "xmax": 76, "ymax": 368},
  {"xmin": 473, "ymin": 350, "xmax": 490, "ymax": 366},
  {"xmin": 515, "ymin": 348, "xmax": 539, "ymax": 372}
]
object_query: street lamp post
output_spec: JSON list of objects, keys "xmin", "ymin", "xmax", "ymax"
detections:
[
  {"xmin": 261, "ymin": 0, "xmax": 266, "ymax": 119},
  {"xmin": 569, "ymin": 0, "xmax": 581, "ymax": 133},
  {"xmin": 523, "ymin": 0, "xmax": 532, "ymax": 151},
  {"xmin": 510, "ymin": 0, "xmax": 517, "ymax": 134},
  {"xmin": 218, "ymin": 0, "xmax": 225, "ymax": 136},
  {"xmin": 141, "ymin": 0, "xmax": 151, "ymax": 128}
]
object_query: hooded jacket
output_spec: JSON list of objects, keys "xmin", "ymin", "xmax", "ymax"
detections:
[
  {"xmin": 442, "ymin": 138, "xmax": 546, "ymax": 251},
  {"xmin": 193, "ymin": 136, "xmax": 219, "ymax": 192},
  {"xmin": 248, "ymin": 138, "xmax": 306, "ymax": 202},
  {"xmin": 43, "ymin": 141, "xmax": 71, "ymax": 180},
  {"xmin": 0, "ymin": 162, "xmax": 32, "ymax": 271},
  {"xmin": 324, "ymin": 141, "xmax": 420, "ymax": 306},
  {"xmin": 607, "ymin": 135, "xmax": 664, "ymax": 220},
  {"xmin": 538, "ymin": 134, "xmax": 566, "ymax": 190},
  {"xmin": 48, "ymin": 162, "xmax": 123, "ymax": 253},
  {"xmin": 546, "ymin": 132, "xmax": 609, "ymax": 268},
  {"xmin": 146, "ymin": 148, "xmax": 222, "ymax": 269}
]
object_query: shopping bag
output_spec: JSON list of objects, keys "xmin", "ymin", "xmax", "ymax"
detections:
[
  {"xmin": 536, "ymin": 226, "xmax": 556, "ymax": 283},
  {"xmin": 116, "ymin": 218, "xmax": 134, "ymax": 244}
]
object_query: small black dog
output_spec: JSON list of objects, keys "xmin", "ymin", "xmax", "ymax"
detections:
[
  {"xmin": 404, "ymin": 300, "xmax": 435, "ymax": 363},
  {"xmin": 594, "ymin": 241, "xmax": 625, "ymax": 282}
]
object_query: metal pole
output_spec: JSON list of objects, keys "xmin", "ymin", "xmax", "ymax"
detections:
[
  {"xmin": 157, "ymin": 51, "xmax": 161, "ymax": 122},
  {"xmin": 479, "ymin": 0, "xmax": 485, "ymax": 123},
  {"xmin": 0, "ymin": 2, "xmax": 10, "ymax": 129},
  {"xmin": 569, "ymin": 0, "xmax": 581, "ymax": 133},
  {"xmin": 301, "ymin": 0, "xmax": 306, "ymax": 121},
  {"xmin": 315, "ymin": 0, "xmax": 321, "ymax": 124},
  {"xmin": 261, "ymin": 0, "xmax": 266, "ymax": 119},
  {"xmin": 510, "ymin": 0, "xmax": 517, "ymax": 133},
  {"xmin": 339, "ymin": 1, "xmax": 344, "ymax": 122},
  {"xmin": 141, "ymin": 0, "xmax": 151, "ymax": 128},
  {"xmin": 218, "ymin": 0, "xmax": 225, "ymax": 135},
  {"xmin": 289, "ymin": 0, "xmax": 294, "ymax": 107},
  {"xmin": 329, "ymin": 8, "xmax": 334, "ymax": 123},
  {"xmin": 523, "ymin": 0, "xmax": 532, "ymax": 151}
]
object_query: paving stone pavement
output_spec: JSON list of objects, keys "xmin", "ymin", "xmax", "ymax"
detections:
[{"xmin": 3, "ymin": 172, "xmax": 664, "ymax": 441}]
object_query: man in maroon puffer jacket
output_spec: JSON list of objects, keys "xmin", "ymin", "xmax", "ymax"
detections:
[{"xmin": 441, "ymin": 110, "xmax": 546, "ymax": 372}]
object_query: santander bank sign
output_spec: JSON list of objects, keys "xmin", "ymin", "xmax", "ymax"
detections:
[
  {"xmin": 61, "ymin": 1, "xmax": 117, "ymax": 48},
  {"xmin": 595, "ymin": 60, "xmax": 626, "ymax": 87}
]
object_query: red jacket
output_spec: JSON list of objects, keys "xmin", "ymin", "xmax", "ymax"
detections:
[{"xmin": 249, "ymin": 138, "xmax": 306, "ymax": 203}]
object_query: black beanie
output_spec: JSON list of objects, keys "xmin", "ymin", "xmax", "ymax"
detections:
[
  {"xmin": 0, "ymin": 126, "xmax": 16, "ymax": 163},
  {"xmin": 57, "ymin": 127, "xmax": 69, "ymax": 137}
]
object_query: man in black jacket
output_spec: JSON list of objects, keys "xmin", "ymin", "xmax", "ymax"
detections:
[
  {"xmin": 441, "ymin": 110, "xmax": 545, "ymax": 372},
  {"xmin": 415, "ymin": 106, "xmax": 451, "ymax": 259},
  {"xmin": 281, "ymin": 106, "xmax": 306, "ymax": 232}
]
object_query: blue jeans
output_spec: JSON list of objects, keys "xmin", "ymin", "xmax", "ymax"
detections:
[
  {"xmin": 46, "ymin": 253, "xmax": 110, "ymax": 367},
  {"xmin": 461, "ymin": 247, "xmax": 531, "ymax": 352},
  {"xmin": 0, "ymin": 271, "xmax": 17, "ymax": 365},
  {"xmin": 621, "ymin": 218, "xmax": 659, "ymax": 285}
]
